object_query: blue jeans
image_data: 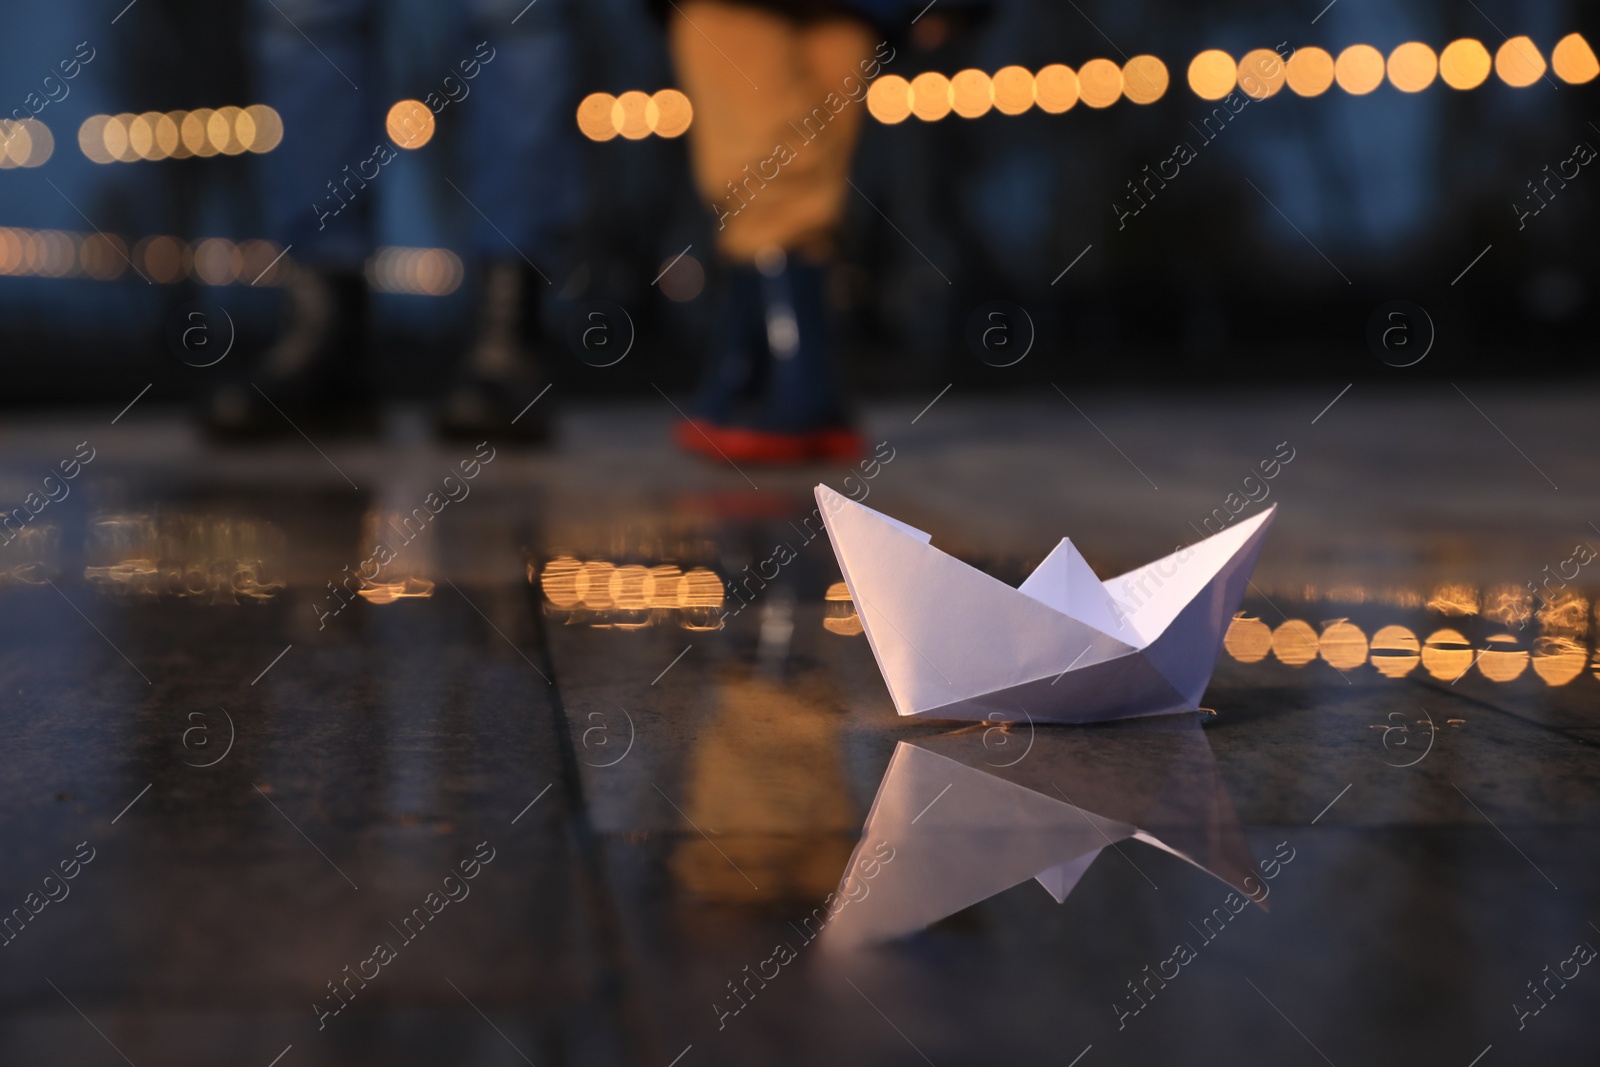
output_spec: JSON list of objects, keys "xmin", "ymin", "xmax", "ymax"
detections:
[{"xmin": 252, "ymin": 0, "xmax": 581, "ymax": 268}]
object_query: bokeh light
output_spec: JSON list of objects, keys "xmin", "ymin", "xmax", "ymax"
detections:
[
  {"xmin": 386, "ymin": 99, "xmax": 435, "ymax": 150},
  {"xmin": 106, "ymin": 113, "xmax": 139, "ymax": 162},
  {"xmin": 1077, "ymin": 58, "xmax": 1124, "ymax": 108},
  {"xmin": 1034, "ymin": 64, "xmax": 1079, "ymax": 113},
  {"xmin": 1237, "ymin": 48, "xmax": 1285, "ymax": 99},
  {"xmin": 1286, "ymin": 46, "xmax": 1335, "ymax": 96},
  {"xmin": 78, "ymin": 115, "xmax": 113, "ymax": 164},
  {"xmin": 78, "ymin": 233, "xmax": 129, "ymax": 281},
  {"xmin": 182, "ymin": 109, "xmax": 218, "ymax": 157},
  {"xmin": 232, "ymin": 108, "xmax": 252, "ymax": 155},
  {"xmin": 867, "ymin": 76, "xmax": 913, "ymax": 124},
  {"xmin": 192, "ymin": 238, "xmax": 242, "ymax": 286},
  {"xmin": 154, "ymin": 112, "xmax": 182, "ymax": 158},
  {"xmin": 0, "ymin": 229, "xmax": 77, "ymax": 278},
  {"xmin": 78, "ymin": 105, "xmax": 281, "ymax": 162},
  {"xmin": 612, "ymin": 90, "xmax": 653, "ymax": 139},
  {"xmin": 1387, "ymin": 42, "xmax": 1438, "ymax": 93},
  {"xmin": 1335, "ymin": 44, "xmax": 1386, "ymax": 94},
  {"xmin": 212, "ymin": 106, "xmax": 246, "ymax": 155},
  {"xmin": 34, "ymin": 230, "xmax": 76, "ymax": 277},
  {"xmin": 1552, "ymin": 33, "xmax": 1599, "ymax": 84},
  {"xmin": 127, "ymin": 113, "xmax": 156, "ymax": 161},
  {"xmin": 1121, "ymin": 55, "xmax": 1168, "ymax": 104},
  {"xmin": 0, "ymin": 118, "xmax": 52, "ymax": 167},
  {"xmin": 1440, "ymin": 39, "xmax": 1492, "ymax": 89},
  {"xmin": 992, "ymin": 65, "xmax": 1035, "ymax": 115},
  {"xmin": 238, "ymin": 240, "xmax": 288, "ymax": 286},
  {"xmin": 367, "ymin": 246, "xmax": 464, "ymax": 296},
  {"xmin": 910, "ymin": 72, "xmax": 953, "ymax": 121},
  {"xmin": 950, "ymin": 69, "xmax": 994, "ymax": 118},
  {"xmin": 1187, "ymin": 50, "xmax": 1237, "ymax": 100},
  {"xmin": 651, "ymin": 88, "xmax": 693, "ymax": 137},
  {"xmin": 577, "ymin": 93, "xmax": 619, "ymax": 141},
  {"xmin": 244, "ymin": 104, "xmax": 283, "ymax": 153},
  {"xmin": 657, "ymin": 251, "xmax": 705, "ymax": 302},
  {"xmin": 0, "ymin": 126, "xmax": 25, "ymax": 168},
  {"xmin": 136, "ymin": 235, "xmax": 188, "ymax": 284},
  {"xmin": 1495, "ymin": 36, "xmax": 1547, "ymax": 88}
]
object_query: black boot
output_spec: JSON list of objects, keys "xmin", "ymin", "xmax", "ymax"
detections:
[
  {"xmin": 436, "ymin": 260, "xmax": 552, "ymax": 444},
  {"xmin": 203, "ymin": 266, "xmax": 371, "ymax": 439},
  {"xmin": 673, "ymin": 248, "xmax": 861, "ymax": 464},
  {"xmin": 753, "ymin": 248, "xmax": 853, "ymax": 435},
  {"xmin": 688, "ymin": 262, "xmax": 765, "ymax": 425}
]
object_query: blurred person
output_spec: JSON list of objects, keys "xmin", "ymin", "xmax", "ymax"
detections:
[
  {"xmin": 205, "ymin": 0, "xmax": 581, "ymax": 442},
  {"xmin": 665, "ymin": 0, "xmax": 905, "ymax": 464}
]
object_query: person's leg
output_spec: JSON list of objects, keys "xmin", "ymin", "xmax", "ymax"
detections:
[
  {"xmin": 668, "ymin": 1, "xmax": 874, "ymax": 461},
  {"xmin": 751, "ymin": 13, "xmax": 874, "ymax": 450},
  {"xmin": 438, "ymin": 0, "xmax": 582, "ymax": 442},
  {"xmin": 209, "ymin": 0, "xmax": 375, "ymax": 435},
  {"xmin": 253, "ymin": 0, "xmax": 374, "ymax": 270}
]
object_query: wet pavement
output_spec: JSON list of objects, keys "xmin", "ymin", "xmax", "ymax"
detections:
[{"xmin": 2, "ymin": 387, "xmax": 1598, "ymax": 1065}]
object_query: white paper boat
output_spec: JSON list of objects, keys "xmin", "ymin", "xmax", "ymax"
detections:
[
  {"xmin": 823, "ymin": 715, "xmax": 1260, "ymax": 949},
  {"xmin": 815, "ymin": 485, "xmax": 1275, "ymax": 723}
]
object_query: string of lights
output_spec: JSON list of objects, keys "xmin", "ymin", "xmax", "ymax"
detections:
[
  {"xmin": 77, "ymin": 105, "xmax": 283, "ymax": 163},
  {"xmin": 0, "ymin": 227, "xmax": 459, "ymax": 295},
  {"xmin": 572, "ymin": 32, "xmax": 1597, "ymax": 139}
]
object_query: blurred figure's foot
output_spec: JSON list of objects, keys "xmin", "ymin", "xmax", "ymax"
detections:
[
  {"xmin": 437, "ymin": 261, "xmax": 551, "ymax": 444},
  {"xmin": 437, "ymin": 373, "xmax": 550, "ymax": 444},
  {"xmin": 675, "ymin": 248, "xmax": 860, "ymax": 465},
  {"xmin": 203, "ymin": 267, "xmax": 371, "ymax": 439},
  {"xmin": 674, "ymin": 418, "xmax": 863, "ymax": 464}
]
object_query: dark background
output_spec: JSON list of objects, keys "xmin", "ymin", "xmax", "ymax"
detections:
[{"xmin": 1, "ymin": 0, "xmax": 1595, "ymax": 406}]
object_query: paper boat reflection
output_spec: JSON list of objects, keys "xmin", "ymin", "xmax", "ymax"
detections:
[
  {"xmin": 823, "ymin": 714, "xmax": 1259, "ymax": 949},
  {"xmin": 815, "ymin": 485, "xmax": 1275, "ymax": 723}
]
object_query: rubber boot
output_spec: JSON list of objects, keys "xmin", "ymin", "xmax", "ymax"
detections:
[
  {"xmin": 437, "ymin": 260, "xmax": 552, "ymax": 444},
  {"xmin": 203, "ymin": 266, "xmax": 370, "ymax": 439}
]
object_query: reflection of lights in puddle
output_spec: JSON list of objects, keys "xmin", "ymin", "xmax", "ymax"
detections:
[
  {"xmin": 1477, "ymin": 634, "xmax": 1528, "ymax": 682},
  {"xmin": 1369, "ymin": 625, "xmax": 1420, "ymax": 678},
  {"xmin": 1422, "ymin": 628, "xmax": 1473, "ymax": 680},
  {"xmin": 357, "ymin": 578, "xmax": 435, "ymax": 604},
  {"xmin": 1212, "ymin": 583, "xmax": 1592, "ymax": 685},
  {"xmin": 537, "ymin": 554, "xmax": 724, "ymax": 629},
  {"xmin": 83, "ymin": 513, "xmax": 286, "ymax": 602},
  {"xmin": 1318, "ymin": 620, "xmax": 1367, "ymax": 670},
  {"xmin": 1271, "ymin": 620, "xmax": 1318, "ymax": 666},
  {"xmin": 1425, "ymin": 584, "xmax": 1478, "ymax": 616},
  {"xmin": 1532, "ymin": 637, "xmax": 1585, "ymax": 685},
  {"xmin": 1223, "ymin": 614, "xmax": 1270, "ymax": 662},
  {"xmin": 824, "ymin": 580, "xmax": 863, "ymax": 636}
]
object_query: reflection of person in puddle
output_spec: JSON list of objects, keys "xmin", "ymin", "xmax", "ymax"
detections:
[{"xmin": 669, "ymin": 670, "xmax": 857, "ymax": 902}]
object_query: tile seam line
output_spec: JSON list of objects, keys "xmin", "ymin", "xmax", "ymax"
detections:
[{"xmin": 525, "ymin": 581, "xmax": 664, "ymax": 1064}]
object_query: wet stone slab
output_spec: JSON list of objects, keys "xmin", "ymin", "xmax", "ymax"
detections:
[{"xmin": 1, "ymin": 394, "xmax": 1597, "ymax": 1065}]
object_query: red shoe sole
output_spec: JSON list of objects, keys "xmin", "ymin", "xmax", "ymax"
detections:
[{"xmin": 674, "ymin": 420, "xmax": 864, "ymax": 465}]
